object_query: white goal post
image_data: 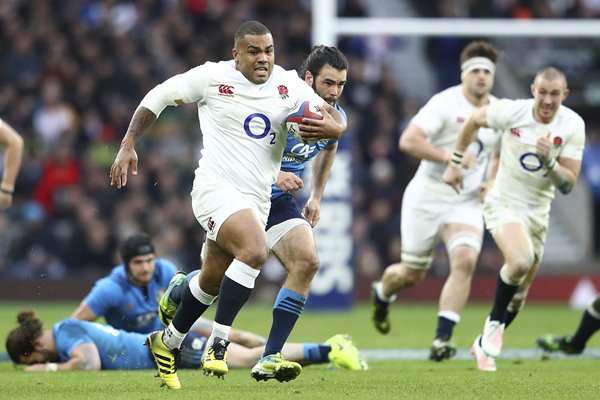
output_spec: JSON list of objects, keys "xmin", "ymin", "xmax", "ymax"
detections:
[{"xmin": 312, "ymin": 0, "xmax": 600, "ymax": 45}]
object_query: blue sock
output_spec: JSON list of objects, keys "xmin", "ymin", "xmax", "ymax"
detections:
[
  {"xmin": 263, "ymin": 288, "xmax": 306, "ymax": 356},
  {"xmin": 303, "ymin": 343, "xmax": 331, "ymax": 364},
  {"xmin": 214, "ymin": 275, "xmax": 252, "ymax": 326}
]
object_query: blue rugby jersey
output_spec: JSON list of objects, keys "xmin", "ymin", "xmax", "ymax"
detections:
[
  {"xmin": 83, "ymin": 258, "xmax": 178, "ymax": 333},
  {"xmin": 53, "ymin": 319, "xmax": 155, "ymax": 370},
  {"xmin": 271, "ymin": 104, "xmax": 347, "ymax": 200}
]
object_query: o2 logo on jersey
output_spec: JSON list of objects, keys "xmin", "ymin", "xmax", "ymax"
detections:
[
  {"xmin": 519, "ymin": 152, "xmax": 544, "ymax": 172},
  {"xmin": 244, "ymin": 113, "xmax": 270, "ymax": 139}
]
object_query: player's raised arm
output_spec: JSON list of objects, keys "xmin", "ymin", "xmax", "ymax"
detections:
[
  {"xmin": 443, "ymin": 105, "xmax": 490, "ymax": 191},
  {"xmin": 109, "ymin": 106, "xmax": 155, "ymax": 188},
  {"xmin": 536, "ymin": 132, "xmax": 582, "ymax": 195},
  {"xmin": 110, "ymin": 73, "xmax": 190, "ymax": 188},
  {"xmin": 399, "ymin": 123, "xmax": 451, "ymax": 164}
]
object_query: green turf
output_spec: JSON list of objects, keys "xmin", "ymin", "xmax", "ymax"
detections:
[{"xmin": 1, "ymin": 301, "xmax": 598, "ymax": 399}]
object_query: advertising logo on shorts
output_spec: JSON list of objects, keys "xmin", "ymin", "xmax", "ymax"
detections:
[{"xmin": 302, "ymin": 135, "xmax": 354, "ymax": 310}]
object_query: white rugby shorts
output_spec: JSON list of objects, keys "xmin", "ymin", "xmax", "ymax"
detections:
[
  {"xmin": 483, "ymin": 193, "xmax": 549, "ymax": 263},
  {"xmin": 190, "ymin": 169, "xmax": 270, "ymax": 241},
  {"xmin": 401, "ymin": 177, "xmax": 484, "ymax": 269}
]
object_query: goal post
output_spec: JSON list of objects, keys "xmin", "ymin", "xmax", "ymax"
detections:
[{"xmin": 313, "ymin": 0, "xmax": 600, "ymax": 44}]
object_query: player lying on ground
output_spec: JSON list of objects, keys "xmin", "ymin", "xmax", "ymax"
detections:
[
  {"xmin": 537, "ymin": 294, "xmax": 600, "ymax": 355},
  {"xmin": 6, "ymin": 309, "xmax": 367, "ymax": 373}
]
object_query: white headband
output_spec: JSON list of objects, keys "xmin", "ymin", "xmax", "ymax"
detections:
[{"xmin": 460, "ymin": 57, "xmax": 495, "ymax": 80}]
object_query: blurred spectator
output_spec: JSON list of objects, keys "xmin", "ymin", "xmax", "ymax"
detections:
[{"xmin": 0, "ymin": 0, "xmax": 598, "ymax": 285}]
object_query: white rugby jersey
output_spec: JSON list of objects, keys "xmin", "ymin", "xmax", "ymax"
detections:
[
  {"xmin": 486, "ymin": 98, "xmax": 585, "ymax": 208},
  {"xmin": 142, "ymin": 60, "xmax": 323, "ymax": 201},
  {"xmin": 411, "ymin": 85, "xmax": 500, "ymax": 195}
]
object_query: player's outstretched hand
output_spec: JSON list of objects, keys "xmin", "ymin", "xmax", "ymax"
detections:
[
  {"xmin": 110, "ymin": 145, "xmax": 138, "ymax": 189},
  {"xmin": 443, "ymin": 164, "xmax": 464, "ymax": 193}
]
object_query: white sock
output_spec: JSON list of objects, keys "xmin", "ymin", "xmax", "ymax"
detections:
[
  {"xmin": 224, "ymin": 259, "xmax": 260, "ymax": 288},
  {"xmin": 376, "ymin": 281, "xmax": 397, "ymax": 303},
  {"xmin": 163, "ymin": 323, "xmax": 186, "ymax": 350},
  {"xmin": 438, "ymin": 310, "xmax": 461, "ymax": 323},
  {"xmin": 208, "ymin": 321, "xmax": 232, "ymax": 347},
  {"xmin": 189, "ymin": 274, "xmax": 217, "ymax": 305}
]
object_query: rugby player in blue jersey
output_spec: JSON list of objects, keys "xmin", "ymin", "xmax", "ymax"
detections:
[
  {"xmin": 72, "ymin": 234, "xmax": 273, "ymax": 348},
  {"xmin": 71, "ymin": 234, "xmax": 179, "ymax": 334},
  {"xmin": 251, "ymin": 45, "xmax": 351, "ymax": 381},
  {"xmin": 6, "ymin": 310, "xmax": 366, "ymax": 373}
]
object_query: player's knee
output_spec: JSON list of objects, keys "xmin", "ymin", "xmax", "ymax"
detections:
[
  {"xmin": 302, "ymin": 254, "xmax": 320, "ymax": 279},
  {"xmin": 237, "ymin": 245, "xmax": 269, "ymax": 267},
  {"xmin": 449, "ymin": 247, "xmax": 478, "ymax": 276},
  {"xmin": 506, "ymin": 252, "xmax": 534, "ymax": 279}
]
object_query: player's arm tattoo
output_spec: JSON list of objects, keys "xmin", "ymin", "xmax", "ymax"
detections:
[
  {"xmin": 546, "ymin": 158, "xmax": 578, "ymax": 194},
  {"xmin": 557, "ymin": 180, "xmax": 573, "ymax": 194},
  {"xmin": 122, "ymin": 106, "xmax": 157, "ymax": 145}
]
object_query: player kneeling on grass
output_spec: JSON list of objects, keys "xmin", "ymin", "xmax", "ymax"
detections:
[{"xmin": 6, "ymin": 308, "xmax": 367, "ymax": 381}]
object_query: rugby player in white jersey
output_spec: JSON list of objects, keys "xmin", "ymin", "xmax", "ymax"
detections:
[
  {"xmin": 109, "ymin": 21, "xmax": 346, "ymax": 389},
  {"xmin": 370, "ymin": 42, "xmax": 502, "ymax": 362},
  {"xmin": 443, "ymin": 66, "xmax": 586, "ymax": 372},
  {"xmin": 0, "ymin": 117, "xmax": 24, "ymax": 210}
]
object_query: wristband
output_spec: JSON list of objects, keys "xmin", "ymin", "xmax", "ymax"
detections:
[
  {"xmin": 449, "ymin": 150, "xmax": 464, "ymax": 167},
  {"xmin": 0, "ymin": 188, "xmax": 13, "ymax": 195},
  {"xmin": 46, "ymin": 362, "xmax": 58, "ymax": 372}
]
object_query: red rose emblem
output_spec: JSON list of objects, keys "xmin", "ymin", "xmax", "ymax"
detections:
[
  {"xmin": 278, "ymin": 85, "xmax": 288, "ymax": 95},
  {"xmin": 553, "ymin": 136, "xmax": 563, "ymax": 146}
]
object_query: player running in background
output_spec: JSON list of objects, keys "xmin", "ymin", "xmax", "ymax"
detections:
[
  {"xmin": 253, "ymin": 45, "xmax": 351, "ymax": 381},
  {"xmin": 109, "ymin": 20, "xmax": 346, "ymax": 389},
  {"xmin": 537, "ymin": 294, "xmax": 600, "ymax": 355},
  {"xmin": 443, "ymin": 66, "xmax": 586, "ymax": 372},
  {"xmin": 71, "ymin": 234, "xmax": 178, "ymax": 333},
  {"xmin": 370, "ymin": 41, "xmax": 502, "ymax": 361},
  {"xmin": 0, "ymin": 117, "xmax": 24, "ymax": 210},
  {"xmin": 5, "ymin": 310, "xmax": 366, "ymax": 373}
]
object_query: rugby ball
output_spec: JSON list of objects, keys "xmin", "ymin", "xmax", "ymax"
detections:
[{"xmin": 285, "ymin": 101, "xmax": 323, "ymax": 143}]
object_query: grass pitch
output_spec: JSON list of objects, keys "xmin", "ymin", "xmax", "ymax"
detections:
[{"xmin": 0, "ymin": 301, "xmax": 598, "ymax": 400}]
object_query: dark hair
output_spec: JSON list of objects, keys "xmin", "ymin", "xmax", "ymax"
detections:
[
  {"xmin": 299, "ymin": 45, "xmax": 348, "ymax": 79},
  {"xmin": 6, "ymin": 310, "xmax": 43, "ymax": 364},
  {"xmin": 460, "ymin": 41, "xmax": 502, "ymax": 65},
  {"xmin": 234, "ymin": 20, "xmax": 271, "ymax": 47},
  {"xmin": 119, "ymin": 233, "xmax": 155, "ymax": 272}
]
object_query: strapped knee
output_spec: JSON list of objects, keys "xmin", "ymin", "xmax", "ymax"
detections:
[
  {"xmin": 400, "ymin": 251, "xmax": 433, "ymax": 270},
  {"xmin": 446, "ymin": 231, "xmax": 482, "ymax": 254}
]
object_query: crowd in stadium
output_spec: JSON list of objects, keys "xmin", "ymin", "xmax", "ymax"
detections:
[{"xmin": 0, "ymin": 0, "xmax": 599, "ymax": 285}]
